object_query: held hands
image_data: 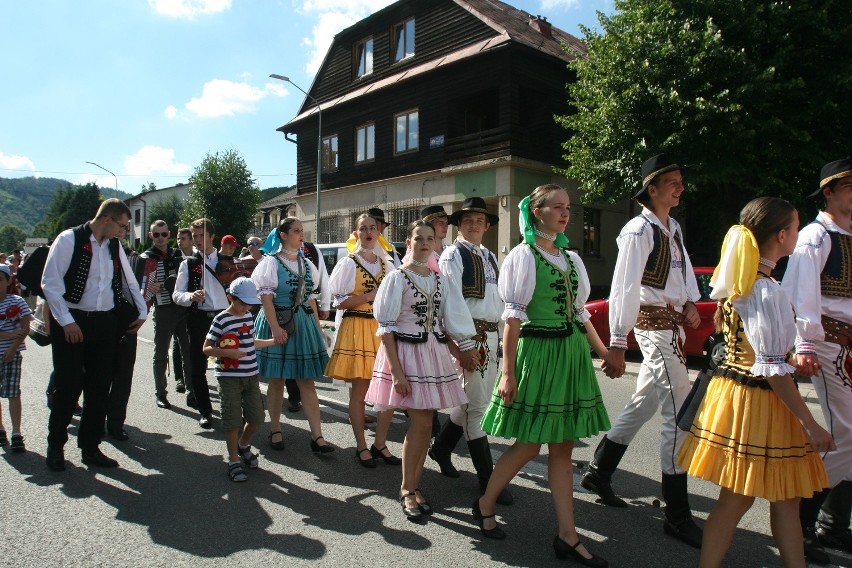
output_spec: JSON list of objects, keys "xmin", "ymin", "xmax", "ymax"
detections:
[
  {"xmin": 803, "ymin": 420, "xmax": 836, "ymax": 453},
  {"xmin": 497, "ymin": 374, "xmax": 517, "ymax": 405},
  {"xmin": 392, "ymin": 372, "xmax": 411, "ymax": 397},
  {"xmin": 683, "ymin": 302, "xmax": 700, "ymax": 329},
  {"xmin": 457, "ymin": 348, "xmax": 481, "ymax": 372},
  {"xmin": 601, "ymin": 348, "xmax": 627, "ymax": 379},
  {"xmin": 793, "ymin": 353, "xmax": 821, "ymax": 377},
  {"xmin": 271, "ymin": 325, "xmax": 288, "ymax": 345}
]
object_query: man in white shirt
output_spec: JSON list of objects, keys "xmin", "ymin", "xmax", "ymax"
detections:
[
  {"xmin": 784, "ymin": 157, "xmax": 852, "ymax": 563},
  {"xmin": 581, "ymin": 154, "xmax": 703, "ymax": 548},
  {"xmin": 172, "ymin": 218, "xmax": 230, "ymax": 429},
  {"xmin": 42, "ymin": 199, "xmax": 146, "ymax": 471}
]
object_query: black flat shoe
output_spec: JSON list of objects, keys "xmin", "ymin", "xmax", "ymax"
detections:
[
  {"xmin": 156, "ymin": 395, "xmax": 171, "ymax": 409},
  {"xmin": 356, "ymin": 448, "xmax": 376, "ymax": 468},
  {"xmin": 199, "ymin": 414, "xmax": 213, "ymax": 429},
  {"xmin": 553, "ymin": 536, "xmax": 608, "ymax": 567},
  {"xmin": 400, "ymin": 491, "xmax": 423, "ymax": 520},
  {"xmin": 186, "ymin": 396, "xmax": 198, "ymax": 409},
  {"xmin": 370, "ymin": 444, "xmax": 401, "ymax": 465},
  {"xmin": 81, "ymin": 447, "xmax": 119, "ymax": 468},
  {"xmin": 310, "ymin": 436, "xmax": 335, "ymax": 454},
  {"xmin": 108, "ymin": 428, "xmax": 129, "ymax": 441},
  {"xmin": 472, "ymin": 498, "xmax": 506, "ymax": 539},
  {"xmin": 46, "ymin": 445, "xmax": 66, "ymax": 471},
  {"xmin": 414, "ymin": 488, "xmax": 433, "ymax": 515},
  {"xmin": 268, "ymin": 431, "xmax": 285, "ymax": 451}
]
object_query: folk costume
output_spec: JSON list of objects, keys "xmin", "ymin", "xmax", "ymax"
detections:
[
  {"xmin": 252, "ymin": 250, "xmax": 329, "ymax": 381},
  {"xmin": 431, "ymin": 197, "xmax": 513, "ymax": 500},
  {"xmin": 325, "ymin": 250, "xmax": 394, "ymax": 380},
  {"xmin": 365, "ymin": 264, "xmax": 474, "ymax": 412},
  {"xmin": 581, "ymin": 154, "xmax": 703, "ymax": 547},
  {"xmin": 784, "ymin": 158, "xmax": 852, "ymax": 549},
  {"xmin": 480, "ymin": 197, "xmax": 610, "ymax": 444},
  {"xmin": 679, "ymin": 225, "xmax": 829, "ymax": 501}
]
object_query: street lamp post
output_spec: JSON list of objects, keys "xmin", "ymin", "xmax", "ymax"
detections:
[
  {"xmin": 269, "ymin": 74, "xmax": 323, "ymax": 242},
  {"xmin": 85, "ymin": 160, "xmax": 118, "ymax": 191}
]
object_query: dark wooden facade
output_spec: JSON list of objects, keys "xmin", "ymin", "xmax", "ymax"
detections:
[{"xmin": 280, "ymin": 0, "xmax": 584, "ymax": 196}]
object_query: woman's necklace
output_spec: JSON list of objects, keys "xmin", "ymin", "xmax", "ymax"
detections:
[
  {"xmin": 410, "ymin": 258, "xmax": 428, "ymax": 267},
  {"xmin": 534, "ymin": 228, "xmax": 556, "ymax": 241},
  {"xmin": 281, "ymin": 247, "xmax": 300, "ymax": 257}
]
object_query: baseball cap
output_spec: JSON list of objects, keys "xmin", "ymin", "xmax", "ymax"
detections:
[
  {"xmin": 0, "ymin": 264, "xmax": 10, "ymax": 278},
  {"xmin": 221, "ymin": 235, "xmax": 238, "ymax": 247},
  {"xmin": 228, "ymin": 277, "xmax": 261, "ymax": 305}
]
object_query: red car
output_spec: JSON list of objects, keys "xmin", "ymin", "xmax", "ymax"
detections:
[{"xmin": 585, "ymin": 267, "xmax": 724, "ymax": 367}]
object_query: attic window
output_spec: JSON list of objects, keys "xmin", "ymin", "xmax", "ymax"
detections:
[
  {"xmin": 355, "ymin": 37, "xmax": 373, "ymax": 78},
  {"xmin": 392, "ymin": 17, "xmax": 415, "ymax": 62}
]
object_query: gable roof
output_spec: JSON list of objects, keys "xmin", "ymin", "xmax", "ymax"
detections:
[{"xmin": 279, "ymin": 0, "xmax": 585, "ymax": 132}]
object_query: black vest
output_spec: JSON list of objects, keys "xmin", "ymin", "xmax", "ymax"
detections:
[
  {"xmin": 815, "ymin": 220, "xmax": 852, "ymax": 299},
  {"xmin": 641, "ymin": 221, "xmax": 686, "ymax": 290},
  {"xmin": 62, "ymin": 222, "xmax": 123, "ymax": 306},
  {"xmin": 456, "ymin": 244, "xmax": 499, "ymax": 299}
]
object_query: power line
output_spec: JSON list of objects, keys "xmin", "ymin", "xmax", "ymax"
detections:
[{"xmin": 0, "ymin": 167, "xmax": 296, "ymax": 178}]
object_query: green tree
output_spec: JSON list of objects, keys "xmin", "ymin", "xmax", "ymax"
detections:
[
  {"xmin": 146, "ymin": 194, "xmax": 185, "ymax": 234},
  {"xmin": 558, "ymin": 0, "xmax": 852, "ymax": 262},
  {"xmin": 0, "ymin": 224, "xmax": 27, "ymax": 252},
  {"xmin": 181, "ymin": 149, "xmax": 261, "ymax": 242},
  {"xmin": 141, "ymin": 181, "xmax": 157, "ymax": 194},
  {"xmin": 31, "ymin": 183, "xmax": 103, "ymax": 238}
]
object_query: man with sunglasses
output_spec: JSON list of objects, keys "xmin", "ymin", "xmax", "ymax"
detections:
[
  {"xmin": 242, "ymin": 237, "xmax": 264, "ymax": 261},
  {"xmin": 138, "ymin": 220, "xmax": 191, "ymax": 411},
  {"xmin": 41, "ymin": 199, "xmax": 146, "ymax": 470}
]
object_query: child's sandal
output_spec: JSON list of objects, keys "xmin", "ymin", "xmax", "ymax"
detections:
[{"xmin": 228, "ymin": 462, "xmax": 248, "ymax": 482}]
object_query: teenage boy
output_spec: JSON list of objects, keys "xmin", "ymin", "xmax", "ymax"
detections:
[
  {"xmin": 203, "ymin": 277, "xmax": 275, "ymax": 482},
  {"xmin": 784, "ymin": 157, "xmax": 852, "ymax": 564},
  {"xmin": 173, "ymin": 227, "xmax": 195, "ymax": 399},
  {"xmin": 0, "ymin": 264, "xmax": 32, "ymax": 452},
  {"xmin": 172, "ymin": 218, "xmax": 230, "ymax": 429},
  {"xmin": 581, "ymin": 154, "xmax": 703, "ymax": 548}
]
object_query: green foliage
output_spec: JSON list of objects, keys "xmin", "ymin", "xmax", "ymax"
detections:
[
  {"xmin": 146, "ymin": 194, "xmax": 185, "ymax": 234},
  {"xmin": 0, "ymin": 225, "xmax": 27, "ymax": 252},
  {"xmin": 182, "ymin": 149, "xmax": 262, "ymax": 242},
  {"xmin": 31, "ymin": 183, "xmax": 105, "ymax": 239},
  {"xmin": 260, "ymin": 185, "xmax": 296, "ymax": 201},
  {"xmin": 557, "ymin": 0, "xmax": 852, "ymax": 262},
  {"xmin": 141, "ymin": 182, "xmax": 157, "ymax": 194}
]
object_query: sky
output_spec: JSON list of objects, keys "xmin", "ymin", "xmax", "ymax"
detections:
[{"xmin": 0, "ymin": 0, "xmax": 614, "ymax": 197}]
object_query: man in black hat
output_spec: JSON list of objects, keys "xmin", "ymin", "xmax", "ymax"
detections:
[
  {"xmin": 581, "ymin": 154, "xmax": 703, "ymax": 548},
  {"xmin": 783, "ymin": 157, "xmax": 852, "ymax": 564},
  {"xmin": 368, "ymin": 207, "xmax": 401, "ymax": 267},
  {"xmin": 430, "ymin": 197, "xmax": 512, "ymax": 504},
  {"xmin": 420, "ymin": 205, "xmax": 449, "ymax": 257}
]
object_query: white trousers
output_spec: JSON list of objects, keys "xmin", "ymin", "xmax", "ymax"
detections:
[
  {"xmin": 607, "ymin": 328, "xmax": 692, "ymax": 475},
  {"xmin": 450, "ymin": 330, "xmax": 500, "ymax": 441},
  {"xmin": 810, "ymin": 341, "xmax": 852, "ymax": 487}
]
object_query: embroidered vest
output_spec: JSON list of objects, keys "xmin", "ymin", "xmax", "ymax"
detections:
[
  {"xmin": 815, "ymin": 221, "xmax": 852, "ymax": 298},
  {"xmin": 345, "ymin": 254, "xmax": 386, "ymax": 318},
  {"xmin": 457, "ymin": 244, "xmax": 499, "ymax": 300},
  {"xmin": 63, "ymin": 223, "xmax": 123, "ymax": 306},
  {"xmin": 641, "ymin": 222, "xmax": 686, "ymax": 290},
  {"xmin": 520, "ymin": 245, "xmax": 582, "ymax": 338}
]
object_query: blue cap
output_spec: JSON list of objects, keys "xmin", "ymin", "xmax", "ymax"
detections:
[
  {"xmin": 0, "ymin": 264, "xmax": 9, "ymax": 278},
  {"xmin": 228, "ymin": 277, "xmax": 261, "ymax": 305}
]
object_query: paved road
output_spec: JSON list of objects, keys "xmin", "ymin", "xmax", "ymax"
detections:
[{"xmin": 2, "ymin": 326, "xmax": 849, "ymax": 568}]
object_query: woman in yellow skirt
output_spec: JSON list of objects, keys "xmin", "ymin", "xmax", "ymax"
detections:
[
  {"xmin": 677, "ymin": 197, "xmax": 835, "ymax": 567},
  {"xmin": 325, "ymin": 213, "xmax": 400, "ymax": 468}
]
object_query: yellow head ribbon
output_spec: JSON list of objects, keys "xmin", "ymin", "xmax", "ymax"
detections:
[
  {"xmin": 346, "ymin": 232, "xmax": 393, "ymax": 255},
  {"xmin": 710, "ymin": 225, "xmax": 760, "ymax": 300}
]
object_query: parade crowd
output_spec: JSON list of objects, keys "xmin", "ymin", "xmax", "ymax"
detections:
[{"xmin": 0, "ymin": 154, "xmax": 850, "ymax": 567}]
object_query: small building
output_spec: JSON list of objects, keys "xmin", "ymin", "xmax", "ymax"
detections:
[
  {"xmin": 125, "ymin": 183, "xmax": 191, "ymax": 247},
  {"xmin": 275, "ymin": 0, "xmax": 633, "ymax": 292},
  {"xmin": 252, "ymin": 188, "xmax": 298, "ymax": 238}
]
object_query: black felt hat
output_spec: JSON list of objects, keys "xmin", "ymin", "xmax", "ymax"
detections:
[
  {"xmin": 810, "ymin": 157, "xmax": 852, "ymax": 198},
  {"xmin": 448, "ymin": 197, "xmax": 499, "ymax": 226},
  {"xmin": 367, "ymin": 207, "xmax": 389, "ymax": 225},
  {"xmin": 635, "ymin": 153, "xmax": 684, "ymax": 198},
  {"xmin": 420, "ymin": 205, "xmax": 448, "ymax": 223}
]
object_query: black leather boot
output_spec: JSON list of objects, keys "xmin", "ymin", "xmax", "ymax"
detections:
[
  {"xmin": 468, "ymin": 436, "xmax": 513, "ymax": 505},
  {"xmin": 581, "ymin": 436, "xmax": 628, "ymax": 507},
  {"xmin": 428, "ymin": 419, "xmax": 464, "ymax": 478},
  {"xmin": 661, "ymin": 473, "xmax": 702, "ymax": 549},
  {"xmin": 801, "ymin": 487, "xmax": 831, "ymax": 563},
  {"xmin": 818, "ymin": 481, "xmax": 852, "ymax": 552}
]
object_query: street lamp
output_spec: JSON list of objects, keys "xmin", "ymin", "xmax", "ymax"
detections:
[
  {"xmin": 85, "ymin": 160, "xmax": 118, "ymax": 191},
  {"xmin": 269, "ymin": 73, "xmax": 323, "ymax": 242}
]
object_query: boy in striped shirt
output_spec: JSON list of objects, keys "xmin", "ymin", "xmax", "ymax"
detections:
[{"xmin": 203, "ymin": 277, "xmax": 275, "ymax": 482}]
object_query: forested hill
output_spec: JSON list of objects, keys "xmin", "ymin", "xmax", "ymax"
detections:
[{"xmin": 0, "ymin": 176, "xmax": 131, "ymax": 232}]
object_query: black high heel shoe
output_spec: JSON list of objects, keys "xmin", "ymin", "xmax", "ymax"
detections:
[
  {"xmin": 553, "ymin": 536, "xmax": 608, "ymax": 567},
  {"xmin": 356, "ymin": 448, "xmax": 376, "ymax": 468},
  {"xmin": 400, "ymin": 491, "xmax": 423, "ymax": 520},
  {"xmin": 310, "ymin": 436, "xmax": 335, "ymax": 454},
  {"xmin": 370, "ymin": 444, "xmax": 401, "ymax": 465},
  {"xmin": 414, "ymin": 488, "xmax": 433, "ymax": 515},
  {"xmin": 472, "ymin": 498, "xmax": 506, "ymax": 539}
]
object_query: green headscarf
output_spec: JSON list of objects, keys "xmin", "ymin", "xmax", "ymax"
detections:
[{"xmin": 519, "ymin": 195, "xmax": 570, "ymax": 248}]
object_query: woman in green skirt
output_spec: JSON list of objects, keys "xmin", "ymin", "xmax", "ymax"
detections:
[{"xmin": 475, "ymin": 184, "xmax": 614, "ymax": 567}]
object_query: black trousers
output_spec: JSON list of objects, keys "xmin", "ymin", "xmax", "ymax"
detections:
[
  {"xmin": 107, "ymin": 333, "xmax": 137, "ymax": 429},
  {"xmin": 48, "ymin": 311, "xmax": 119, "ymax": 450},
  {"xmin": 286, "ymin": 378, "xmax": 301, "ymax": 404},
  {"xmin": 186, "ymin": 310, "xmax": 217, "ymax": 416}
]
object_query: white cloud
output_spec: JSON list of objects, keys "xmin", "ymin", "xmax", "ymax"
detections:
[
  {"xmin": 0, "ymin": 152, "xmax": 36, "ymax": 173},
  {"xmin": 164, "ymin": 105, "xmax": 178, "ymax": 119},
  {"xmin": 297, "ymin": 1, "xmax": 396, "ymax": 74},
  {"xmin": 124, "ymin": 146, "xmax": 190, "ymax": 176},
  {"xmin": 79, "ymin": 174, "xmax": 119, "ymax": 189},
  {"xmin": 148, "ymin": 0, "xmax": 231, "ymax": 18},
  {"xmin": 184, "ymin": 79, "xmax": 287, "ymax": 118}
]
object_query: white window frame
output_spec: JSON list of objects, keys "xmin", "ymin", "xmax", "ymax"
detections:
[
  {"xmin": 355, "ymin": 122, "xmax": 375, "ymax": 163},
  {"xmin": 354, "ymin": 37, "xmax": 374, "ymax": 78},
  {"xmin": 392, "ymin": 17, "xmax": 415, "ymax": 62}
]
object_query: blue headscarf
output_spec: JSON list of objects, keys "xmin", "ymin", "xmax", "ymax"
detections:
[
  {"xmin": 519, "ymin": 195, "xmax": 570, "ymax": 248},
  {"xmin": 259, "ymin": 226, "xmax": 304, "ymax": 257}
]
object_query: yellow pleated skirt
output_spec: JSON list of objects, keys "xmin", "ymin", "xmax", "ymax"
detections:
[
  {"xmin": 677, "ymin": 374, "xmax": 828, "ymax": 502},
  {"xmin": 324, "ymin": 315, "xmax": 380, "ymax": 381}
]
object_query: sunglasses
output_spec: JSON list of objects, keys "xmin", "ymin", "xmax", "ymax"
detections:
[
  {"xmin": 151, "ymin": 232, "xmax": 169, "ymax": 238},
  {"xmin": 247, "ymin": 242, "xmax": 261, "ymax": 247}
]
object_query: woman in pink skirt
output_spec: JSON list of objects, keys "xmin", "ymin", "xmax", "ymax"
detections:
[{"xmin": 366, "ymin": 220, "xmax": 479, "ymax": 521}]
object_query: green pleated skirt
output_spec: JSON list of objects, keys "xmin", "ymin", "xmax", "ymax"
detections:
[{"xmin": 481, "ymin": 327, "xmax": 610, "ymax": 444}]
